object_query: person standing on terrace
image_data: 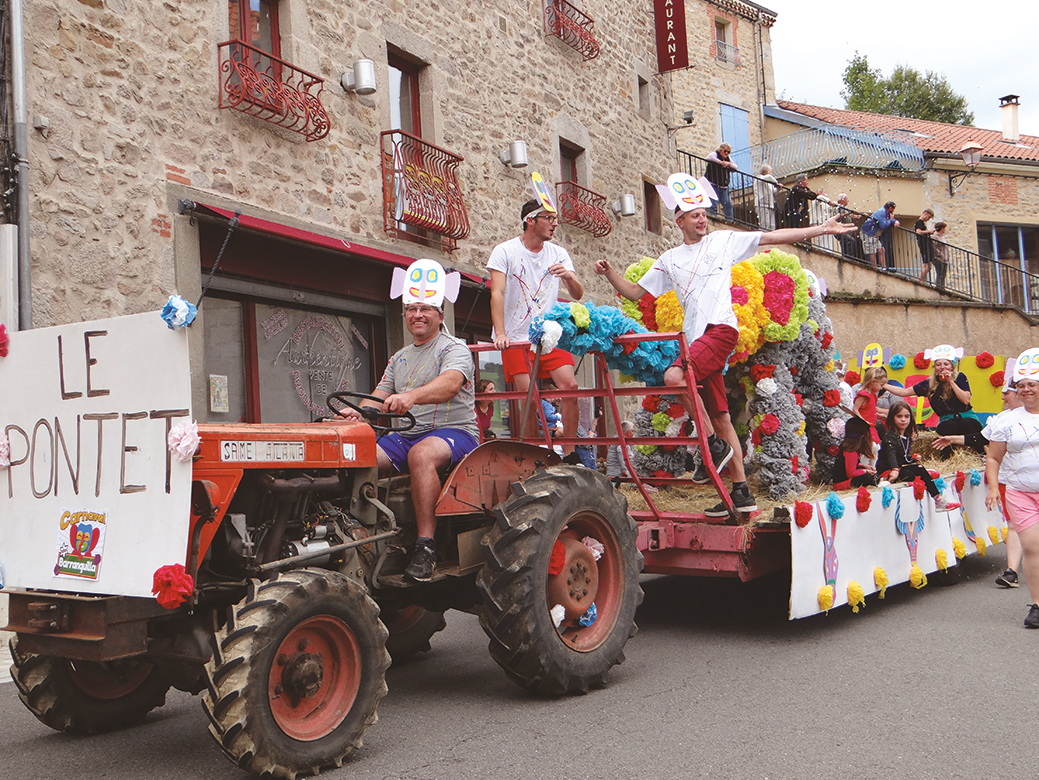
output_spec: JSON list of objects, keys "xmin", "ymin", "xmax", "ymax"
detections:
[
  {"xmin": 860, "ymin": 201, "xmax": 900, "ymax": 271},
  {"xmin": 915, "ymin": 208, "xmax": 935, "ymax": 283},
  {"xmin": 705, "ymin": 143, "xmax": 737, "ymax": 221},
  {"xmin": 594, "ymin": 173, "xmax": 857, "ymax": 518}
]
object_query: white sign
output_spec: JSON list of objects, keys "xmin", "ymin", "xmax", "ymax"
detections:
[{"xmin": 0, "ymin": 312, "xmax": 193, "ymax": 599}]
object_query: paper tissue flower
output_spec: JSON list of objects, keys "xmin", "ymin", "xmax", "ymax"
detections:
[
  {"xmin": 955, "ymin": 471, "xmax": 966, "ymax": 491},
  {"xmin": 975, "ymin": 352, "xmax": 994, "ymax": 369},
  {"xmin": 882, "ymin": 486, "xmax": 894, "ymax": 508},
  {"xmin": 843, "ymin": 370, "xmax": 860, "ymax": 386},
  {"xmin": 856, "ymin": 486, "xmax": 871, "ymax": 512},
  {"xmin": 826, "ymin": 492, "xmax": 845, "ymax": 519},
  {"xmin": 818, "ymin": 584, "xmax": 834, "ymax": 613},
  {"xmin": 889, "ymin": 353, "xmax": 906, "ymax": 370},
  {"xmin": 152, "ymin": 563, "xmax": 195, "ymax": 609},
  {"xmin": 934, "ymin": 476, "xmax": 947, "ymax": 493},
  {"xmin": 550, "ymin": 604, "xmax": 566, "ymax": 628},
  {"xmin": 569, "ymin": 302, "xmax": 591, "ymax": 330},
  {"xmin": 935, "ymin": 548, "xmax": 949, "ymax": 572},
  {"xmin": 0, "ymin": 434, "xmax": 10, "ymax": 469},
  {"xmin": 582, "ymin": 536, "xmax": 605, "ymax": 561},
  {"xmin": 794, "ymin": 501, "xmax": 813, "ymax": 528},
  {"xmin": 988, "ymin": 526, "xmax": 1001, "ymax": 545},
  {"xmin": 0, "ymin": 323, "xmax": 8, "ymax": 357},
  {"xmin": 975, "ymin": 536, "xmax": 987, "ymax": 556},
  {"xmin": 874, "ymin": 567, "xmax": 889, "ymax": 598},
  {"xmin": 914, "ymin": 352, "xmax": 930, "ymax": 369},
  {"xmin": 952, "ymin": 537, "xmax": 967, "ymax": 559},
  {"xmin": 548, "ymin": 540, "xmax": 566, "ymax": 575},
  {"xmin": 847, "ymin": 581, "xmax": 865, "ymax": 613},
  {"xmin": 823, "ymin": 389, "xmax": 841, "ymax": 407},
  {"xmin": 759, "ymin": 413, "xmax": 781, "ymax": 436},
  {"xmin": 912, "ymin": 477, "xmax": 926, "ymax": 500},
  {"xmin": 578, "ymin": 603, "xmax": 598, "ymax": 627},
  {"xmin": 168, "ymin": 421, "xmax": 200, "ymax": 463},
  {"xmin": 969, "ymin": 468, "xmax": 982, "ymax": 487},
  {"xmin": 989, "ymin": 370, "xmax": 1005, "ymax": 388},
  {"xmin": 756, "ymin": 377, "xmax": 779, "ymax": 396},
  {"xmin": 910, "ymin": 563, "xmax": 927, "ymax": 589},
  {"xmin": 160, "ymin": 295, "xmax": 198, "ymax": 330},
  {"xmin": 827, "ymin": 417, "xmax": 846, "ymax": 439}
]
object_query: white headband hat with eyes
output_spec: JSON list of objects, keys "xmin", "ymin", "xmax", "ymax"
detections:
[
  {"xmin": 1013, "ymin": 348, "xmax": 1039, "ymax": 383},
  {"xmin": 655, "ymin": 172, "xmax": 718, "ymax": 214},
  {"xmin": 390, "ymin": 258, "xmax": 460, "ymax": 309},
  {"xmin": 924, "ymin": 344, "xmax": 963, "ymax": 363}
]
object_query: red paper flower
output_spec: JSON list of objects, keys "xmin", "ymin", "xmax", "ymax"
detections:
[
  {"xmin": 989, "ymin": 370, "xmax": 1004, "ymax": 388},
  {"xmin": 821, "ymin": 332, "xmax": 834, "ymax": 349},
  {"xmin": 0, "ymin": 324, "xmax": 8, "ymax": 357},
  {"xmin": 642, "ymin": 395, "xmax": 661, "ymax": 412},
  {"xmin": 759, "ymin": 413, "xmax": 781, "ymax": 435},
  {"xmin": 975, "ymin": 352, "xmax": 994, "ymax": 369},
  {"xmin": 731, "ymin": 286, "xmax": 749, "ymax": 306},
  {"xmin": 651, "ymin": 470, "xmax": 672, "ymax": 478},
  {"xmin": 750, "ymin": 363, "xmax": 777, "ymax": 383},
  {"xmin": 914, "ymin": 352, "xmax": 930, "ymax": 369},
  {"xmin": 823, "ymin": 389, "xmax": 841, "ymax": 407},
  {"xmin": 844, "ymin": 370, "xmax": 861, "ymax": 386},
  {"xmin": 856, "ymin": 486, "xmax": 872, "ymax": 512},
  {"xmin": 637, "ymin": 294, "xmax": 657, "ymax": 331},
  {"xmin": 794, "ymin": 500, "xmax": 813, "ymax": 528},
  {"xmin": 152, "ymin": 563, "xmax": 195, "ymax": 610},
  {"xmin": 912, "ymin": 477, "xmax": 926, "ymax": 500},
  {"xmin": 548, "ymin": 540, "xmax": 566, "ymax": 575},
  {"xmin": 789, "ymin": 366, "xmax": 798, "ymax": 375},
  {"xmin": 667, "ymin": 404, "xmax": 686, "ymax": 419},
  {"xmin": 793, "ymin": 393, "xmax": 803, "ymax": 407},
  {"xmin": 752, "ymin": 427, "xmax": 763, "ymax": 446},
  {"xmin": 827, "ymin": 444, "xmax": 840, "ymax": 457},
  {"xmin": 955, "ymin": 471, "xmax": 966, "ymax": 491}
]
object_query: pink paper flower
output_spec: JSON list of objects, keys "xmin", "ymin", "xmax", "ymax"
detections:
[
  {"xmin": 0, "ymin": 434, "xmax": 9, "ymax": 469},
  {"xmin": 168, "ymin": 420, "xmax": 200, "ymax": 462},
  {"xmin": 582, "ymin": 536, "xmax": 605, "ymax": 560},
  {"xmin": 0, "ymin": 323, "xmax": 8, "ymax": 357},
  {"xmin": 152, "ymin": 563, "xmax": 194, "ymax": 609}
]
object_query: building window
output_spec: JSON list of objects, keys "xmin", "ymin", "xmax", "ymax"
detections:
[
  {"xmin": 644, "ymin": 180, "xmax": 662, "ymax": 234},
  {"xmin": 555, "ymin": 139, "xmax": 610, "ymax": 237},
  {"xmin": 637, "ymin": 74, "xmax": 650, "ymax": 113},
  {"xmin": 976, "ymin": 223, "xmax": 1039, "ymax": 311},
  {"xmin": 228, "ymin": 0, "xmax": 280, "ymax": 57},
  {"xmin": 388, "ymin": 53, "xmax": 422, "ymax": 137},
  {"xmin": 713, "ymin": 18, "xmax": 740, "ymax": 65}
]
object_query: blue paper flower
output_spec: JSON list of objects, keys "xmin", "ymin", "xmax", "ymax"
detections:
[
  {"xmin": 160, "ymin": 295, "xmax": 197, "ymax": 330},
  {"xmin": 528, "ymin": 316, "xmax": 545, "ymax": 346},
  {"xmin": 889, "ymin": 353, "xmax": 906, "ymax": 370},
  {"xmin": 882, "ymin": 486, "xmax": 894, "ymax": 508},
  {"xmin": 578, "ymin": 603, "xmax": 598, "ymax": 627},
  {"xmin": 934, "ymin": 476, "xmax": 947, "ymax": 493},
  {"xmin": 826, "ymin": 491, "xmax": 845, "ymax": 519},
  {"xmin": 969, "ymin": 468, "xmax": 982, "ymax": 487}
]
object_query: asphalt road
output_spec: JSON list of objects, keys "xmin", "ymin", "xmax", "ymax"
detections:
[{"xmin": 2, "ymin": 552, "xmax": 1036, "ymax": 780}]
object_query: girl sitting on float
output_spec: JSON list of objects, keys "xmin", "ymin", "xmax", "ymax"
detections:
[
  {"xmin": 831, "ymin": 416, "xmax": 879, "ymax": 490},
  {"xmin": 877, "ymin": 400, "xmax": 959, "ymax": 511}
]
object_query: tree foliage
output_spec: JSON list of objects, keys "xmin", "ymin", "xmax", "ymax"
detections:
[{"xmin": 841, "ymin": 53, "xmax": 975, "ymax": 125}]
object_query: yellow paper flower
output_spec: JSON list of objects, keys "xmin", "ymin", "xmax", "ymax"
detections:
[
  {"xmin": 874, "ymin": 567, "xmax": 889, "ymax": 599},
  {"xmin": 729, "ymin": 261, "xmax": 768, "ymax": 364},
  {"xmin": 797, "ymin": 420, "xmax": 806, "ymax": 437},
  {"xmin": 818, "ymin": 584, "xmax": 834, "ymax": 613},
  {"xmin": 847, "ymin": 580, "xmax": 865, "ymax": 613},
  {"xmin": 910, "ymin": 563, "xmax": 927, "ymax": 589},
  {"xmin": 569, "ymin": 302, "xmax": 590, "ymax": 329},
  {"xmin": 654, "ymin": 290, "xmax": 684, "ymax": 333},
  {"xmin": 1002, "ymin": 526, "xmax": 1009, "ymax": 543},
  {"xmin": 825, "ymin": 359, "xmax": 834, "ymax": 371},
  {"xmin": 975, "ymin": 536, "xmax": 987, "ymax": 556},
  {"xmin": 935, "ymin": 548, "xmax": 948, "ymax": 572},
  {"xmin": 952, "ymin": 537, "xmax": 967, "ymax": 559},
  {"xmin": 987, "ymin": 526, "xmax": 1001, "ymax": 545}
]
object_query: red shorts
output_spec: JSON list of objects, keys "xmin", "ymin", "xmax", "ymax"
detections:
[
  {"xmin": 671, "ymin": 324, "xmax": 738, "ymax": 416},
  {"xmin": 502, "ymin": 345, "xmax": 575, "ymax": 382}
]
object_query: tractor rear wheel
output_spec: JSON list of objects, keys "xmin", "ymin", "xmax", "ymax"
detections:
[
  {"xmin": 202, "ymin": 569, "xmax": 389, "ymax": 779},
  {"xmin": 9, "ymin": 636, "xmax": 170, "ymax": 734},
  {"xmin": 381, "ymin": 604, "xmax": 447, "ymax": 663},
  {"xmin": 477, "ymin": 466, "xmax": 643, "ymax": 695}
]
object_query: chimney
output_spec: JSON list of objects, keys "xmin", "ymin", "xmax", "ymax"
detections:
[{"xmin": 1000, "ymin": 94, "xmax": 1020, "ymax": 143}]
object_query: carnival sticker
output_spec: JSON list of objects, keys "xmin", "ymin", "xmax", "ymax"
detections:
[{"xmin": 54, "ymin": 510, "xmax": 108, "ymax": 581}]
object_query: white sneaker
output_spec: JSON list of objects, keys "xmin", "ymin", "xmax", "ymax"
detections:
[
  {"xmin": 934, "ymin": 496, "xmax": 961, "ymax": 512},
  {"xmin": 878, "ymin": 480, "xmax": 891, "ymax": 487}
]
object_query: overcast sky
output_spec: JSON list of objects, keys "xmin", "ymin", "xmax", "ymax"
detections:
[{"xmin": 763, "ymin": 0, "xmax": 1039, "ymax": 136}]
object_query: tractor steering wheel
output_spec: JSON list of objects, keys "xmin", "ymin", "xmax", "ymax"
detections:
[{"xmin": 326, "ymin": 391, "xmax": 417, "ymax": 434}]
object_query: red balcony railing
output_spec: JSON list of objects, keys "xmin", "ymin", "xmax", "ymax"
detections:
[
  {"xmin": 556, "ymin": 181, "xmax": 612, "ymax": 237},
  {"xmin": 218, "ymin": 40, "xmax": 330, "ymax": 142},
  {"xmin": 381, "ymin": 130, "xmax": 470, "ymax": 250},
  {"xmin": 544, "ymin": 0, "xmax": 601, "ymax": 61}
]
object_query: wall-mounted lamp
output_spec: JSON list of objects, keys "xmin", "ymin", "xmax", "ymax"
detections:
[
  {"xmin": 499, "ymin": 140, "xmax": 528, "ymax": 168},
  {"xmin": 681, "ymin": 110, "xmax": 694, "ymax": 124},
  {"xmin": 611, "ymin": 194, "xmax": 637, "ymax": 217},
  {"xmin": 341, "ymin": 59, "xmax": 377, "ymax": 95},
  {"xmin": 948, "ymin": 140, "xmax": 983, "ymax": 196}
]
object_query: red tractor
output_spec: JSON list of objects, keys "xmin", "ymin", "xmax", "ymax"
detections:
[{"xmin": 6, "ymin": 390, "xmax": 644, "ymax": 778}]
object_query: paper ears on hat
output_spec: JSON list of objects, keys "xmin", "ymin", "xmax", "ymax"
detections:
[
  {"xmin": 529, "ymin": 171, "xmax": 557, "ymax": 214},
  {"xmin": 1012, "ymin": 348, "xmax": 1039, "ymax": 383},
  {"xmin": 390, "ymin": 259, "xmax": 460, "ymax": 309},
  {"xmin": 803, "ymin": 269, "xmax": 827, "ymax": 298},
  {"xmin": 655, "ymin": 173, "xmax": 718, "ymax": 214},
  {"xmin": 924, "ymin": 344, "xmax": 963, "ymax": 363},
  {"xmin": 844, "ymin": 415, "xmax": 872, "ymax": 438}
]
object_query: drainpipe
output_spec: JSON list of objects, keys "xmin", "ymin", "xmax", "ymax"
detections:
[{"xmin": 10, "ymin": 0, "xmax": 30, "ymax": 329}]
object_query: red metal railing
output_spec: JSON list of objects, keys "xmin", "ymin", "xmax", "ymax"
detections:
[
  {"xmin": 556, "ymin": 181, "xmax": 612, "ymax": 237},
  {"xmin": 381, "ymin": 130, "xmax": 470, "ymax": 249},
  {"xmin": 218, "ymin": 40, "xmax": 330, "ymax": 142},
  {"xmin": 544, "ymin": 0, "xmax": 601, "ymax": 61}
]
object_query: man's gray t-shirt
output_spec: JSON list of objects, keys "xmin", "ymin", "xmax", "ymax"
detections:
[{"xmin": 376, "ymin": 330, "xmax": 478, "ymax": 438}]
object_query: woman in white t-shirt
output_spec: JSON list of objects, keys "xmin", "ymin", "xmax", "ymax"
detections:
[{"xmin": 984, "ymin": 348, "xmax": 1039, "ymax": 629}]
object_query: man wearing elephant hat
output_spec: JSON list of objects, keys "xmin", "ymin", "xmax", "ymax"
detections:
[
  {"xmin": 341, "ymin": 258, "xmax": 478, "ymax": 581},
  {"xmin": 594, "ymin": 172, "xmax": 856, "ymax": 518}
]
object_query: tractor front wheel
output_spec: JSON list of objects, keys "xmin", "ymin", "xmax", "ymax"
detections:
[{"xmin": 202, "ymin": 569, "xmax": 389, "ymax": 778}]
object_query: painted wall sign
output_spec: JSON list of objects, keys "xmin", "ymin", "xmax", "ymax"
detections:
[
  {"xmin": 0, "ymin": 312, "xmax": 193, "ymax": 598},
  {"xmin": 653, "ymin": 0, "xmax": 688, "ymax": 73}
]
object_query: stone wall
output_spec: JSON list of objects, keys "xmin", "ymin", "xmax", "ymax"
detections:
[{"xmin": 23, "ymin": 0, "xmax": 717, "ymax": 327}]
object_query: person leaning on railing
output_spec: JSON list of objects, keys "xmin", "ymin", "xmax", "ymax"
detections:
[{"xmin": 931, "ymin": 222, "xmax": 949, "ymax": 291}]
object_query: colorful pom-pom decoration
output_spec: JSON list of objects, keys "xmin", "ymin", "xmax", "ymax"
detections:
[
  {"xmin": 168, "ymin": 421, "xmax": 200, "ymax": 463},
  {"xmin": 548, "ymin": 540, "xmax": 566, "ymax": 575},
  {"xmin": 1002, "ymin": 526, "xmax": 1009, "ymax": 543},
  {"xmin": 818, "ymin": 584, "xmax": 835, "ymax": 613},
  {"xmin": 969, "ymin": 469, "xmax": 982, "ymax": 487},
  {"xmin": 955, "ymin": 471, "xmax": 966, "ymax": 491},
  {"xmin": 578, "ymin": 603, "xmax": 598, "ymax": 627},
  {"xmin": 889, "ymin": 353, "xmax": 906, "ymax": 370},
  {"xmin": 843, "ymin": 370, "xmax": 861, "ymax": 386},
  {"xmin": 847, "ymin": 580, "xmax": 866, "ymax": 613},
  {"xmin": 913, "ymin": 352, "xmax": 930, "ymax": 369},
  {"xmin": 152, "ymin": 563, "xmax": 195, "ymax": 609},
  {"xmin": 856, "ymin": 486, "xmax": 871, "ymax": 512},
  {"xmin": 912, "ymin": 477, "xmax": 926, "ymax": 500},
  {"xmin": 975, "ymin": 536, "xmax": 987, "ymax": 556},
  {"xmin": 550, "ymin": 604, "xmax": 566, "ymax": 628},
  {"xmin": 160, "ymin": 295, "xmax": 198, "ymax": 330},
  {"xmin": 952, "ymin": 537, "xmax": 967, "ymax": 560},
  {"xmin": 990, "ymin": 370, "xmax": 1005, "ymax": 388},
  {"xmin": 0, "ymin": 323, "xmax": 8, "ymax": 358},
  {"xmin": 823, "ymin": 389, "xmax": 841, "ymax": 407},
  {"xmin": 934, "ymin": 476, "xmax": 947, "ymax": 493},
  {"xmin": 874, "ymin": 567, "xmax": 889, "ymax": 599},
  {"xmin": 935, "ymin": 548, "xmax": 949, "ymax": 572},
  {"xmin": 794, "ymin": 500, "xmax": 813, "ymax": 528},
  {"xmin": 881, "ymin": 486, "xmax": 894, "ymax": 508},
  {"xmin": 987, "ymin": 526, "xmax": 1001, "ymax": 545},
  {"xmin": 826, "ymin": 492, "xmax": 845, "ymax": 519},
  {"xmin": 582, "ymin": 536, "xmax": 605, "ymax": 560},
  {"xmin": 975, "ymin": 351, "xmax": 994, "ymax": 369},
  {"xmin": 910, "ymin": 563, "xmax": 927, "ymax": 589}
]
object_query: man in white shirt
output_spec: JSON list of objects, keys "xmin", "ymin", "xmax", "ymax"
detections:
[
  {"xmin": 488, "ymin": 199, "xmax": 585, "ymax": 461},
  {"xmin": 595, "ymin": 198, "xmax": 855, "ymax": 516}
]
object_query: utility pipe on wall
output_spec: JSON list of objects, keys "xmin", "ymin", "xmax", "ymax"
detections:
[{"xmin": 10, "ymin": 0, "xmax": 30, "ymax": 329}]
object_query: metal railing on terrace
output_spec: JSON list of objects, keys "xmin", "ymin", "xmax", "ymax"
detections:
[
  {"xmin": 677, "ymin": 149, "xmax": 1039, "ymax": 316},
  {"xmin": 731, "ymin": 125, "xmax": 925, "ymax": 180}
]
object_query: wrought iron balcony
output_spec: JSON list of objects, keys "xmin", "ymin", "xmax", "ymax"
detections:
[
  {"xmin": 715, "ymin": 40, "xmax": 741, "ymax": 66},
  {"xmin": 381, "ymin": 130, "xmax": 471, "ymax": 250},
  {"xmin": 544, "ymin": 0, "xmax": 601, "ymax": 61},
  {"xmin": 218, "ymin": 40, "xmax": 330, "ymax": 142},
  {"xmin": 555, "ymin": 181, "xmax": 611, "ymax": 238}
]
